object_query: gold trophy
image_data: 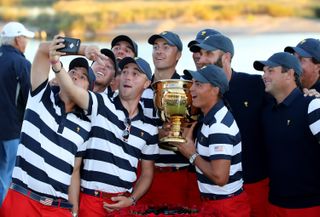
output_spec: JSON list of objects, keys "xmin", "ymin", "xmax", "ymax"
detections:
[{"xmin": 152, "ymin": 79, "xmax": 199, "ymax": 151}]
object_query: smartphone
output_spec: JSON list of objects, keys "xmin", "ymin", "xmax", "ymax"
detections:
[{"xmin": 57, "ymin": 37, "xmax": 81, "ymax": 54}]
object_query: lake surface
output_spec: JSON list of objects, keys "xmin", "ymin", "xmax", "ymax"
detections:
[{"xmin": 24, "ymin": 32, "xmax": 320, "ymax": 80}]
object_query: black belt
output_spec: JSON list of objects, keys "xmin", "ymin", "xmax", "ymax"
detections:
[
  {"xmin": 10, "ymin": 183, "xmax": 73, "ymax": 209},
  {"xmin": 201, "ymin": 188, "xmax": 243, "ymax": 201},
  {"xmin": 81, "ymin": 188, "xmax": 130, "ymax": 199},
  {"xmin": 154, "ymin": 165, "xmax": 191, "ymax": 173}
]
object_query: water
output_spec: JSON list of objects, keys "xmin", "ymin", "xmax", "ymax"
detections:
[{"xmin": 24, "ymin": 32, "xmax": 320, "ymax": 80}]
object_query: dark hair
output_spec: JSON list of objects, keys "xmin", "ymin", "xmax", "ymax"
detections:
[{"xmin": 281, "ymin": 67, "xmax": 302, "ymax": 90}]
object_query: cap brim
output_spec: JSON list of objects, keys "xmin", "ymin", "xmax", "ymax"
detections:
[
  {"xmin": 23, "ymin": 30, "xmax": 35, "ymax": 38},
  {"xmin": 189, "ymin": 71, "xmax": 210, "ymax": 83},
  {"xmin": 284, "ymin": 46, "xmax": 312, "ymax": 58},
  {"xmin": 69, "ymin": 58, "xmax": 89, "ymax": 71},
  {"xmin": 148, "ymin": 34, "xmax": 175, "ymax": 47},
  {"xmin": 253, "ymin": 60, "xmax": 279, "ymax": 71},
  {"xmin": 190, "ymin": 43, "xmax": 216, "ymax": 53},
  {"xmin": 111, "ymin": 35, "xmax": 137, "ymax": 55},
  {"xmin": 187, "ymin": 39, "xmax": 201, "ymax": 48}
]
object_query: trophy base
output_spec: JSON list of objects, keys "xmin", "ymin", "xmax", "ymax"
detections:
[{"xmin": 159, "ymin": 137, "xmax": 186, "ymax": 151}]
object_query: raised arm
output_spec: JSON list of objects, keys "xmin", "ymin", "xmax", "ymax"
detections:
[
  {"xmin": 49, "ymin": 36, "xmax": 101, "ymax": 110},
  {"xmin": 30, "ymin": 42, "xmax": 51, "ymax": 91}
]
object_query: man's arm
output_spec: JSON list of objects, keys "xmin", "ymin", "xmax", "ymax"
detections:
[
  {"xmin": 30, "ymin": 42, "xmax": 51, "ymax": 91},
  {"xmin": 68, "ymin": 157, "xmax": 82, "ymax": 216},
  {"xmin": 103, "ymin": 159, "xmax": 154, "ymax": 211},
  {"xmin": 50, "ymin": 36, "xmax": 100, "ymax": 110}
]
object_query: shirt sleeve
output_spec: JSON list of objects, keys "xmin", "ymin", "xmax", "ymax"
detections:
[{"xmin": 308, "ymin": 98, "xmax": 320, "ymax": 142}]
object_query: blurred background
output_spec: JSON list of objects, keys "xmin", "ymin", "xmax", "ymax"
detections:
[{"xmin": 1, "ymin": 0, "xmax": 320, "ymax": 75}]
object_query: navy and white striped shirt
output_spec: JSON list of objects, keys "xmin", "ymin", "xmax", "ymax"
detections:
[
  {"xmin": 140, "ymin": 72, "xmax": 190, "ymax": 167},
  {"xmin": 12, "ymin": 81, "xmax": 91, "ymax": 200},
  {"xmin": 81, "ymin": 92, "xmax": 159, "ymax": 193},
  {"xmin": 196, "ymin": 100, "xmax": 243, "ymax": 197}
]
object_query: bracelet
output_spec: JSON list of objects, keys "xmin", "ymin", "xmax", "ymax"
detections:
[
  {"xmin": 129, "ymin": 195, "xmax": 137, "ymax": 206},
  {"xmin": 51, "ymin": 61, "xmax": 63, "ymax": 74}
]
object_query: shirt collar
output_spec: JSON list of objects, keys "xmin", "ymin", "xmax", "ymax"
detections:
[
  {"xmin": 202, "ymin": 99, "xmax": 225, "ymax": 125},
  {"xmin": 113, "ymin": 95, "xmax": 146, "ymax": 122}
]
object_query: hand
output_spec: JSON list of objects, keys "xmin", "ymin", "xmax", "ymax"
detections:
[
  {"xmin": 102, "ymin": 196, "xmax": 133, "ymax": 213},
  {"xmin": 174, "ymin": 122, "xmax": 197, "ymax": 158},
  {"xmin": 49, "ymin": 35, "xmax": 66, "ymax": 64},
  {"xmin": 84, "ymin": 45, "xmax": 103, "ymax": 63},
  {"xmin": 303, "ymin": 88, "xmax": 320, "ymax": 98},
  {"xmin": 158, "ymin": 121, "xmax": 171, "ymax": 140}
]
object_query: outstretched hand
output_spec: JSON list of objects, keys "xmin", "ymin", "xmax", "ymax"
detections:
[{"xmin": 49, "ymin": 35, "xmax": 66, "ymax": 63}]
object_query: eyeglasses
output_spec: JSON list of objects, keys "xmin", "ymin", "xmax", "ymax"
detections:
[{"xmin": 122, "ymin": 118, "xmax": 131, "ymax": 141}]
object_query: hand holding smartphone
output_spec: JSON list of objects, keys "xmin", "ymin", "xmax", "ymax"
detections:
[{"xmin": 57, "ymin": 37, "xmax": 81, "ymax": 54}]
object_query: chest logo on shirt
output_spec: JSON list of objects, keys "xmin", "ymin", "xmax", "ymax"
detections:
[
  {"xmin": 141, "ymin": 132, "xmax": 144, "ymax": 137},
  {"xmin": 244, "ymin": 101, "xmax": 248, "ymax": 107},
  {"xmin": 287, "ymin": 119, "xmax": 291, "ymax": 126},
  {"xmin": 76, "ymin": 127, "xmax": 80, "ymax": 133}
]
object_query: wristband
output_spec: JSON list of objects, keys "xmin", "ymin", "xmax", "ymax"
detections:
[
  {"xmin": 129, "ymin": 196, "xmax": 137, "ymax": 206},
  {"xmin": 52, "ymin": 62, "xmax": 63, "ymax": 74}
]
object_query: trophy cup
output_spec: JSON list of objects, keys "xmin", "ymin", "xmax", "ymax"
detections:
[{"xmin": 152, "ymin": 79, "xmax": 199, "ymax": 151}]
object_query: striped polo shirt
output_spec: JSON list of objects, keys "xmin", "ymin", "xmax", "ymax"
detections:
[
  {"xmin": 262, "ymin": 88, "xmax": 320, "ymax": 208},
  {"xmin": 81, "ymin": 92, "xmax": 159, "ymax": 193},
  {"xmin": 140, "ymin": 72, "xmax": 190, "ymax": 167},
  {"xmin": 12, "ymin": 81, "xmax": 91, "ymax": 200},
  {"xmin": 196, "ymin": 100, "xmax": 243, "ymax": 197}
]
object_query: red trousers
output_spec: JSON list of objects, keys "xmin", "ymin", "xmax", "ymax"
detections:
[
  {"xmin": 268, "ymin": 203, "xmax": 320, "ymax": 217},
  {"xmin": 139, "ymin": 167, "xmax": 200, "ymax": 209},
  {"xmin": 199, "ymin": 192, "xmax": 251, "ymax": 217},
  {"xmin": 79, "ymin": 192, "xmax": 131, "ymax": 217},
  {"xmin": 243, "ymin": 178, "xmax": 269, "ymax": 217},
  {"xmin": 0, "ymin": 189, "xmax": 71, "ymax": 217}
]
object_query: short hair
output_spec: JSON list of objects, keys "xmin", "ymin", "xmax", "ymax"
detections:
[{"xmin": 0, "ymin": 36, "xmax": 15, "ymax": 46}]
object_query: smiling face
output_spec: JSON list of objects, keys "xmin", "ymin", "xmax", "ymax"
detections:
[
  {"xmin": 119, "ymin": 62, "xmax": 150, "ymax": 101},
  {"xmin": 152, "ymin": 38, "xmax": 181, "ymax": 71},
  {"xmin": 262, "ymin": 66, "xmax": 287, "ymax": 95},
  {"xmin": 91, "ymin": 58, "xmax": 115, "ymax": 89},
  {"xmin": 190, "ymin": 79, "xmax": 219, "ymax": 115}
]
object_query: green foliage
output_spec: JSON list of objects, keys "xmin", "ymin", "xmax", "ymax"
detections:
[{"xmin": 0, "ymin": 0, "xmax": 318, "ymax": 39}]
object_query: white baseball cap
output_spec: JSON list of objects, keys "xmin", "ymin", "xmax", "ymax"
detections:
[{"xmin": 1, "ymin": 22, "xmax": 35, "ymax": 38}]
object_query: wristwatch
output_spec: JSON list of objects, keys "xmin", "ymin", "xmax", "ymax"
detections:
[
  {"xmin": 189, "ymin": 152, "xmax": 199, "ymax": 165},
  {"xmin": 71, "ymin": 212, "xmax": 78, "ymax": 217}
]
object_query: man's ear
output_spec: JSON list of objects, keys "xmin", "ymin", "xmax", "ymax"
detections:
[{"xmin": 144, "ymin": 79, "xmax": 151, "ymax": 89}]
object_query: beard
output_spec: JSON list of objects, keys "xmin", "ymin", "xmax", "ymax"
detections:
[{"xmin": 215, "ymin": 55, "xmax": 223, "ymax": 68}]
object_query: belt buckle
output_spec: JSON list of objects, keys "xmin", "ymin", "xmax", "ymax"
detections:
[{"xmin": 39, "ymin": 197, "xmax": 53, "ymax": 206}]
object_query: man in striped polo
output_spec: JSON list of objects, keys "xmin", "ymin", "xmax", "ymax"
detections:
[
  {"xmin": 176, "ymin": 64, "xmax": 250, "ymax": 217},
  {"xmin": 0, "ymin": 40, "xmax": 96, "ymax": 217},
  {"xmin": 189, "ymin": 33, "xmax": 269, "ymax": 217},
  {"xmin": 52, "ymin": 36, "xmax": 159, "ymax": 216},
  {"xmin": 254, "ymin": 52, "xmax": 320, "ymax": 217}
]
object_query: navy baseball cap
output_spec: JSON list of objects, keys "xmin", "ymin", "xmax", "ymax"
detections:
[
  {"xmin": 148, "ymin": 31, "xmax": 183, "ymax": 51},
  {"xmin": 253, "ymin": 52, "xmax": 302, "ymax": 76},
  {"xmin": 284, "ymin": 38, "xmax": 320, "ymax": 62},
  {"xmin": 119, "ymin": 57, "xmax": 152, "ymax": 80},
  {"xmin": 69, "ymin": 57, "xmax": 96, "ymax": 91},
  {"xmin": 111, "ymin": 35, "xmax": 138, "ymax": 57},
  {"xmin": 190, "ymin": 34, "xmax": 234, "ymax": 57},
  {"xmin": 187, "ymin": 29, "xmax": 221, "ymax": 48},
  {"xmin": 100, "ymin": 48, "xmax": 118, "ymax": 70},
  {"xmin": 184, "ymin": 65, "xmax": 229, "ymax": 94}
]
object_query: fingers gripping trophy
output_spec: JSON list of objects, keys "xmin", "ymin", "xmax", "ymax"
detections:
[{"xmin": 152, "ymin": 79, "xmax": 199, "ymax": 151}]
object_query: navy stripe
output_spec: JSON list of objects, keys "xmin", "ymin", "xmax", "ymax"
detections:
[
  {"xmin": 197, "ymin": 170, "xmax": 242, "ymax": 186},
  {"xmin": 24, "ymin": 109, "xmax": 78, "ymax": 155},
  {"xmin": 15, "ymin": 156, "xmax": 69, "ymax": 194},
  {"xmin": 82, "ymin": 170, "xmax": 133, "ymax": 190},
  {"xmin": 20, "ymin": 133, "xmax": 73, "ymax": 174},
  {"xmin": 85, "ymin": 148, "xmax": 136, "ymax": 172}
]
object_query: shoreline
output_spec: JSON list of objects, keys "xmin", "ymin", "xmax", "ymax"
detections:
[{"xmin": 102, "ymin": 16, "xmax": 320, "ymax": 40}]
